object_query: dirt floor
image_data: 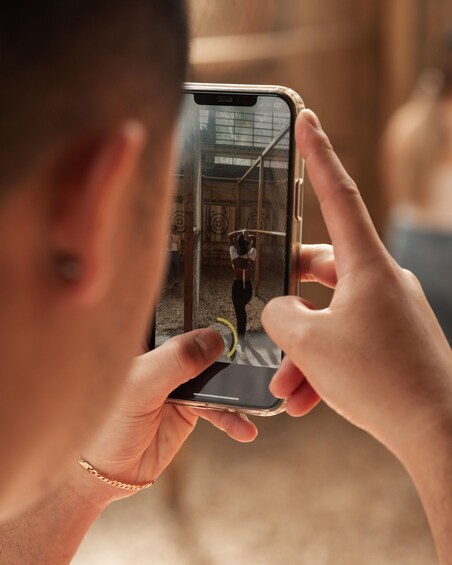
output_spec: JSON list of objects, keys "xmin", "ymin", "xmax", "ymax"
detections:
[
  {"xmin": 156, "ymin": 266, "xmax": 281, "ymax": 335},
  {"xmin": 72, "ymin": 403, "xmax": 437, "ymax": 565}
]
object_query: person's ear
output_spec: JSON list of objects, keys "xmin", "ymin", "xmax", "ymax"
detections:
[{"xmin": 49, "ymin": 120, "xmax": 147, "ymax": 304}]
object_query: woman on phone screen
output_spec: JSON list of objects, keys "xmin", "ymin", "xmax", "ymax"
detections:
[{"xmin": 228, "ymin": 230, "xmax": 256, "ymax": 346}]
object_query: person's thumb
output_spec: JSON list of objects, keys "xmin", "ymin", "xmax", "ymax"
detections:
[{"xmin": 129, "ymin": 329, "xmax": 224, "ymax": 406}]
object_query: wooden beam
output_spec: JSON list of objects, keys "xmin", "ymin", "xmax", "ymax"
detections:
[
  {"xmin": 254, "ymin": 157, "xmax": 264, "ymax": 297},
  {"xmin": 183, "ymin": 113, "xmax": 195, "ymax": 332},
  {"xmin": 190, "ymin": 22, "xmax": 368, "ymax": 66},
  {"xmin": 379, "ymin": 0, "xmax": 421, "ymax": 119}
]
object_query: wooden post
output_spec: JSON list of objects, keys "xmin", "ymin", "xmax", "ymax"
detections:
[
  {"xmin": 254, "ymin": 157, "xmax": 264, "ymax": 296},
  {"xmin": 380, "ymin": 0, "xmax": 420, "ymax": 117},
  {"xmin": 183, "ymin": 109, "xmax": 195, "ymax": 332},
  {"xmin": 236, "ymin": 180, "xmax": 241, "ymax": 231}
]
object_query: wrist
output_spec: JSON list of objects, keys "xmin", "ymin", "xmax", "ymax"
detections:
[
  {"xmin": 383, "ymin": 356, "xmax": 452, "ymax": 470},
  {"xmin": 67, "ymin": 454, "xmax": 154, "ymax": 510},
  {"xmin": 398, "ymin": 415, "xmax": 452, "ymax": 565},
  {"xmin": 0, "ymin": 463, "xmax": 111, "ymax": 565},
  {"xmin": 398, "ymin": 407, "xmax": 452, "ymax": 480},
  {"xmin": 65, "ymin": 458, "xmax": 124, "ymax": 513}
]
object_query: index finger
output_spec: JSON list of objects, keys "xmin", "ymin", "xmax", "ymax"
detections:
[{"xmin": 297, "ymin": 110, "xmax": 388, "ymax": 276}]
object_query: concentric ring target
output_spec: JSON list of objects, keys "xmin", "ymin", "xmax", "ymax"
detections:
[
  {"xmin": 209, "ymin": 212, "xmax": 229, "ymax": 235},
  {"xmin": 246, "ymin": 212, "xmax": 265, "ymax": 231},
  {"xmin": 171, "ymin": 211, "xmax": 185, "ymax": 234}
]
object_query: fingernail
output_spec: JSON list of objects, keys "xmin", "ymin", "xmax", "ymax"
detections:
[
  {"xmin": 195, "ymin": 329, "xmax": 224, "ymax": 361},
  {"xmin": 269, "ymin": 372, "xmax": 288, "ymax": 399},
  {"xmin": 239, "ymin": 413, "xmax": 250, "ymax": 423},
  {"xmin": 269, "ymin": 383, "xmax": 285, "ymax": 399},
  {"xmin": 300, "ymin": 109, "xmax": 322, "ymax": 131}
]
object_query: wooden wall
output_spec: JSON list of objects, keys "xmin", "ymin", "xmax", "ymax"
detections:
[
  {"xmin": 186, "ymin": 0, "xmax": 451, "ymax": 307},
  {"xmin": 174, "ymin": 177, "xmax": 286, "ymax": 269}
]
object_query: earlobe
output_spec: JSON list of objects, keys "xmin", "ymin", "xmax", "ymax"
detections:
[{"xmin": 49, "ymin": 120, "xmax": 147, "ymax": 304}]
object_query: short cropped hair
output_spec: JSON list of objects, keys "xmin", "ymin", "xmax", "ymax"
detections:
[{"xmin": 0, "ymin": 0, "xmax": 188, "ymax": 194}]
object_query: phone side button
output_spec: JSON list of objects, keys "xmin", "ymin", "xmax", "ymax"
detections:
[{"xmin": 295, "ymin": 178, "xmax": 303, "ymax": 221}]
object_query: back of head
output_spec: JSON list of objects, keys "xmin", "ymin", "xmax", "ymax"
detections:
[
  {"xmin": 237, "ymin": 234, "xmax": 249, "ymax": 255},
  {"xmin": 0, "ymin": 0, "xmax": 188, "ymax": 518},
  {"xmin": 0, "ymin": 0, "xmax": 188, "ymax": 195}
]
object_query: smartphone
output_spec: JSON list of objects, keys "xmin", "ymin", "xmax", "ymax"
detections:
[{"xmin": 149, "ymin": 83, "xmax": 304, "ymax": 416}]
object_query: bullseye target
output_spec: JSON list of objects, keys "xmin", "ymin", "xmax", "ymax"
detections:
[
  {"xmin": 209, "ymin": 212, "xmax": 229, "ymax": 235},
  {"xmin": 171, "ymin": 211, "xmax": 185, "ymax": 234}
]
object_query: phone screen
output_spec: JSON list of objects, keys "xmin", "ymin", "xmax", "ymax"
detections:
[{"xmin": 152, "ymin": 90, "xmax": 295, "ymax": 410}]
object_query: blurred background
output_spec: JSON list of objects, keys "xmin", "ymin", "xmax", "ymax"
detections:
[{"xmin": 73, "ymin": 1, "xmax": 451, "ymax": 563}]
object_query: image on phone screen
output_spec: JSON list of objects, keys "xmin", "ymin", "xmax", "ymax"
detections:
[{"xmin": 152, "ymin": 90, "xmax": 295, "ymax": 410}]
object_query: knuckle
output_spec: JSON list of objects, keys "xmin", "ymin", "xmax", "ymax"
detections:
[
  {"xmin": 168, "ymin": 337, "xmax": 202, "ymax": 375},
  {"xmin": 400, "ymin": 268, "xmax": 423, "ymax": 292},
  {"xmin": 318, "ymin": 130, "xmax": 333, "ymax": 150},
  {"xmin": 334, "ymin": 177, "xmax": 359, "ymax": 198}
]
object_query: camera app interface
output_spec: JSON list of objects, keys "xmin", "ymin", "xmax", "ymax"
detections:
[{"xmin": 154, "ymin": 92, "xmax": 292, "ymax": 404}]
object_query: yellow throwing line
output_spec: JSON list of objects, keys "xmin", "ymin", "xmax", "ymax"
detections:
[{"xmin": 216, "ymin": 317, "xmax": 238, "ymax": 358}]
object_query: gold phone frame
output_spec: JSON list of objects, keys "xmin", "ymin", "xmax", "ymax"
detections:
[{"xmin": 164, "ymin": 82, "xmax": 305, "ymax": 416}]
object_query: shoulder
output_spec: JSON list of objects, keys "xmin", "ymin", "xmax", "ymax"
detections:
[{"xmin": 230, "ymin": 246, "xmax": 238, "ymax": 259}]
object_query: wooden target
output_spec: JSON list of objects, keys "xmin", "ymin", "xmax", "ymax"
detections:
[{"xmin": 171, "ymin": 210, "xmax": 185, "ymax": 234}]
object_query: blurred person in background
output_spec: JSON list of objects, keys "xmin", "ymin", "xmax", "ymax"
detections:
[{"xmin": 382, "ymin": 34, "xmax": 452, "ymax": 343}]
